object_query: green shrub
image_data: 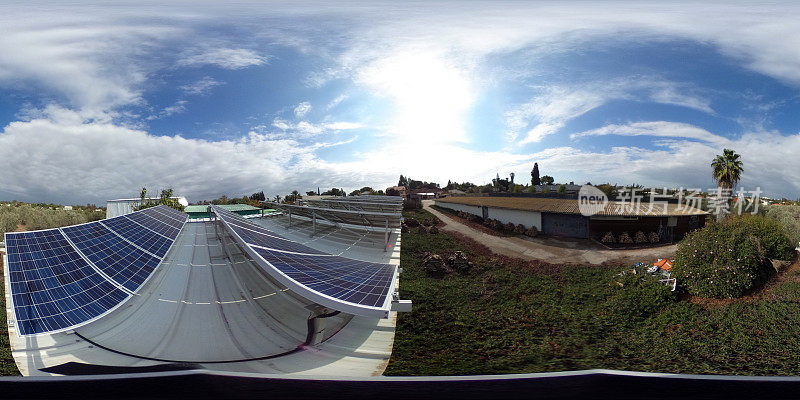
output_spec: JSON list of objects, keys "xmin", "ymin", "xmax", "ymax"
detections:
[
  {"xmin": 765, "ymin": 205, "xmax": 800, "ymax": 250},
  {"xmin": 736, "ymin": 213, "xmax": 794, "ymax": 260},
  {"xmin": 671, "ymin": 214, "xmax": 790, "ymax": 298},
  {"xmin": 607, "ymin": 269, "xmax": 676, "ymax": 325}
]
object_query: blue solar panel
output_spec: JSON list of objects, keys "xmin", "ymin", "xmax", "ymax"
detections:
[
  {"xmin": 211, "ymin": 205, "xmax": 396, "ymax": 314},
  {"xmin": 226, "ymin": 222, "xmax": 326, "ymax": 254},
  {"xmin": 4, "ymin": 229, "xmax": 129, "ymax": 335},
  {"xmin": 61, "ymin": 222, "xmax": 160, "ymax": 291},
  {"xmin": 253, "ymin": 248, "xmax": 393, "ymax": 308},
  {"xmin": 125, "ymin": 212, "xmax": 180, "ymax": 239},
  {"xmin": 101, "ymin": 216, "xmax": 173, "ymax": 258},
  {"xmin": 145, "ymin": 205, "xmax": 188, "ymax": 226}
]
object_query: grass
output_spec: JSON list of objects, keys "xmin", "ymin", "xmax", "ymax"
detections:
[{"xmin": 384, "ymin": 209, "xmax": 800, "ymax": 376}]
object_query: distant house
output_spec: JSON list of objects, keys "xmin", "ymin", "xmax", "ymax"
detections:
[
  {"xmin": 408, "ymin": 188, "xmax": 443, "ymax": 200},
  {"xmin": 62, "ymin": 206, "xmax": 73, "ymax": 211},
  {"xmin": 385, "ymin": 186, "xmax": 407, "ymax": 197}
]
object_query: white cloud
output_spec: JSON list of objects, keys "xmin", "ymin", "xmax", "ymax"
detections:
[
  {"xmin": 571, "ymin": 121, "xmax": 729, "ymax": 146},
  {"xmin": 271, "ymin": 118, "xmax": 363, "ymax": 139},
  {"xmin": 146, "ymin": 100, "xmax": 188, "ymax": 120},
  {"xmin": 508, "ymin": 87, "xmax": 609, "ymax": 144},
  {"xmin": 293, "ymin": 101, "xmax": 312, "ymax": 118},
  {"xmin": 648, "ymin": 85, "xmax": 714, "ymax": 115},
  {"xmin": 177, "ymin": 48, "xmax": 266, "ymax": 70},
  {"xmin": 506, "ymin": 80, "xmax": 714, "ymax": 144},
  {"xmin": 326, "ymin": 94, "xmax": 348, "ymax": 110},
  {"xmin": 512, "ymin": 122, "xmax": 800, "ymax": 198},
  {"xmin": 180, "ymin": 76, "xmax": 224, "ymax": 96},
  {"xmin": 0, "ymin": 108, "xmax": 373, "ymax": 203}
]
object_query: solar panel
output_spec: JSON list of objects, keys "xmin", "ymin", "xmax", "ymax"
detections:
[
  {"xmin": 4, "ymin": 206, "xmax": 188, "ymax": 335},
  {"xmin": 61, "ymin": 222, "xmax": 160, "ymax": 291},
  {"xmin": 4, "ymin": 229, "xmax": 129, "ymax": 335},
  {"xmin": 253, "ymin": 247, "xmax": 393, "ymax": 308},
  {"xmin": 147, "ymin": 204, "xmax": 189, "ymax": 224},
  {"xmin": 125, "ymin": 212, "xmax": 181, "ymax": 239},
  {"xmin": 101, "ymin": 216, "xmax": 173, "ymax": 258},
  {"xmin": 226, "ymin": 221, "xmax": 326, "ymax": 255},
  {"xmin": 211, "ymin": 205, "xmax": 396, "ymax": 317},
  {"xmin": 141, "ymin": 205, "xmax": 188, "ymax": 229}
]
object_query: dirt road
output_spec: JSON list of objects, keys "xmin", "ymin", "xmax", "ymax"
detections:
[{"xmin": 423, "ymin": 200, "xmax": 677, "ymax": 265}]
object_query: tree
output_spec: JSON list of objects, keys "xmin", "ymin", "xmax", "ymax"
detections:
[
  {"xmin": 250, "ymin": 191, "xmax": 265, "ymax": 201},
  {"xmin": 596, "ymin": 184, "xmax": 618, "ymax": 199},
  {"xmin": 531, "ymin": 163, "xmax": 540, "ymax": 186},
  {"xmin": 540, "ymin": 175, "xmax": 554, "ymax": 185},
  {"xmin": 398, "ymin": 175, "xmax": 408, "ymax": 187},
  {"xmin": 387, "ymin": 188, "xmax": 400, "ymax": 196},
  {"xmin": 557, "ymin": 184, "xmax": 566, "ymax": 194},
  {"xmin": 134, "ymin": 187, "xmax": 184, "ymax": 211},
  {"xmin": 711, "ymin": 148, "xmax": 744, "ymax": 222},
  {"xmin": 321, "ymin": 188, "xmax": 345, "ymax": 196},
  {"xmin": 306, "ymin": 191, "xmax": 316, "ymax": 196}
]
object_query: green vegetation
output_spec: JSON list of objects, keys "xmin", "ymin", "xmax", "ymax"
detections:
[
  {"xmin": 0, "ymin": 203, "xmax": 103, "ymax": 237},
  {"xmin": 711, "ymin": 148, "xmax": 744, "ymax": 222},
  {"xmin": 672, "ymin": 214, "xmax": 793, "ymax": 298},
  {"xmin": 386, "ymin": 209, "xmax": 800, "ymax": 376},
  {"xmin": 134, "ymin": 187, "xmax": 185, "ymax": 212},
  {"xmin": 765, "ymin": 205, "xmax": 800, "ymax": 248}
]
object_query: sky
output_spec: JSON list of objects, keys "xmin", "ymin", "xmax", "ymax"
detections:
[{"xmin": 1, "ymin": 1, "xmax": 800, "ymax": 204}]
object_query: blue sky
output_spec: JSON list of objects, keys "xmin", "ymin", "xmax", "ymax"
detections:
[{"xmin": 1, "ymin": 1, "xmax": 800, "ymax": 204}]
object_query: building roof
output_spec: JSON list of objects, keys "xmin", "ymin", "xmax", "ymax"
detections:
[
  {"xmin": 184, "ymin": 204, "xmax": 259, "ymax": 213},
  {"xmin": 436, "ymin": 196, "xmax": 709, "ymax": 217}
]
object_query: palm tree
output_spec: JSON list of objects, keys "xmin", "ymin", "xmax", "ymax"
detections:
[{"xmin": 711, "ymin": 148, "xmax": 744, "ymax": 222}]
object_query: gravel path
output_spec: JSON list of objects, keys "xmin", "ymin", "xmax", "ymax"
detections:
[{"xmin": 423, "ymin": 200, "xmax": 677, "ymax": 266}]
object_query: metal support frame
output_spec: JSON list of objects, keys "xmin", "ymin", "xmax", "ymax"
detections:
[{"xmin": 384, "ymin": 217, "xmax": 389, "ymax": 252}]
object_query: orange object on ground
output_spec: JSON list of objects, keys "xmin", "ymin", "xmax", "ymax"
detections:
[{"xmin": 653, "ymin": 258, "xmax": 672, "ymax": 271}]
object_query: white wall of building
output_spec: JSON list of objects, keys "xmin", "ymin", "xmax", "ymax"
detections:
[
  {"xmin": 434, "ymin": 201, "xmax": 543, "ymax": 230},
  {"xmin": 487, "ymin": 207, "xmax": 542, "ymax": 230},
  {"xmin": 434, "ymin": 201, "xmax": 482, "ymax": 216}
]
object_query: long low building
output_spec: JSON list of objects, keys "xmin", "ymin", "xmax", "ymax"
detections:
[
  {"xmin": 184, "ymin": 203, "xmax": 268, "ymax": 219},
  {"xmin": 434, "ymin": 196, "xmax": 709, "ymax": 242}
]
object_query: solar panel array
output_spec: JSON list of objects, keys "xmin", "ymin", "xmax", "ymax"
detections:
[
  {"xmin": 211, "ymin": 205, "xmax": 395, "ymax": 315},
  {"xmin": 4, "ymin": 205, "xmax": 188, "ymax": 335}
]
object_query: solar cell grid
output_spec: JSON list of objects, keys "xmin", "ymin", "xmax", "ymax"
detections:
[
  {"xmin": 125, "ymin": 212, "xmax": 180, "ymax": 239},
  {"xmin": 227, "ymin": 223, "xmax": 325, "ymax": 254},
  {"xmin": 149, "ymin": 205, "xmax": 189, "ymax": 222},
  {"xmin": 101, "ymin": 217, "xmax": 173, "ymax": 258},
  {"xmin": 211, "ymin": 205, "xmax": 396, "ymax": 315},
  {"xmin": 142, "ymin": 206, "xmax": 187, "ymax": 229},
  {"xmin": 4, "ymin": 229, "xmax": 129, "ymax": 335},
  {"xmin": 253, "ymin": 248, "xmax": 393, "ymax": 308},
  {"xmin": 62, "ymin": 222, "xmax": 161, "ymax": 291}
]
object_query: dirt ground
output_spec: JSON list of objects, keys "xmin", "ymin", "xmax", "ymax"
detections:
[{"xmin": 423, "ymin": 200, "xmax": 676, "ymax": 266}]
